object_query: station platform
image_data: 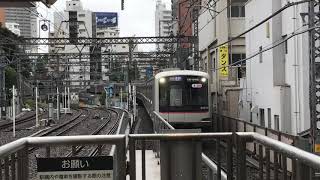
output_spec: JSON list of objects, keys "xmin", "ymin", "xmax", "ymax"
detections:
[{"xmin": 127, "ymin": 150, "xmax": 160, "ymax": 180}]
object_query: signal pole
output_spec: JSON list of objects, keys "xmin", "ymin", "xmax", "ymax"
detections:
[{"xmin": 309, "ymin": 0, "xmax": 320, "ymax": 154}]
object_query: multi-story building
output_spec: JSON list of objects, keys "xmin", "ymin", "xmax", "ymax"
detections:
[
  {"xmin": 52, "ymin": 0, "xmax": 95, "ymax": 89},
  {"xmin": 155, "ymin": 0, "xmax": 173, "ymax": 51},
  {"xmin": 198, "ymin": 0, "xmax": 246, "ymax": 117},
  {"xmin": 5, "ymin": 22, "xmax": 20, "ymax": 36},
  {"xmin": 0, "ymin": 8, "xmax": 5, "ymax": 26},
  {"xmin": 4, "ymin": 7, "xmax": 37, "ymax": 38},
  {"xmin": 238, "ymin": 0, "xmax": 310, "ymax": 135}
]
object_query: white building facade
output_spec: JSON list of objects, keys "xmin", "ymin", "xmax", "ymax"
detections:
[
  {"xmin": 52, "ymin": 0, "xmax": 95, "ymax": 88},
  {"xmin": 198, "ymin": 0, "xmax": 246, "ymax": 117},
  {"xmin": 5, "ymin": 22, "xmax": 20, "ymax": 36},
  {"xmin": 239, "ymin": 0, "xmax": 310, "ymax": 135},
  {"xmin": 96, "ymin": 26, "xmax": 130, "ymax": 82},
  {"xmin": 155, "ymin": 0, "xmax": 173, "ymax": 50}
]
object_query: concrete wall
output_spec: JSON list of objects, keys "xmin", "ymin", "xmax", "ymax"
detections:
[{"xmin": 240, "ymin": 0, "xmax": 310, "ymax": 135}]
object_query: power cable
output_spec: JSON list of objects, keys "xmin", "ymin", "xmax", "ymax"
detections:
[
  {"xmin": 214, "ymin": 25, "xmax": 318, "ymax": 71},
  {"xmin": 209, "ymin": 0, "xmax": 311, "ymax": 51}
]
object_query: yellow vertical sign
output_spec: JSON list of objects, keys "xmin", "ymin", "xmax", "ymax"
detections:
[
  {"xmin": 315, "ymin": 144, "xmax": 320, "ymax": 153},
  {"xmin": 219, "ymin": 45, "xmax": 229, "ymax": 77}
]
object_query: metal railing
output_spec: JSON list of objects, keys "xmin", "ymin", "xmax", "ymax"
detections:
[
  {"xmin": 152, "ymin": 111, "xmax": 228, "ymax": 180},
  {"xmin": 214, "ymin": 113, "xmax": 297, "ymax": 151},
  {"xmin": 137, "ymin": 92, "xmax": 228, "ymax": 179},
  {"xmin": 128, "ymin": 132, "xmax": 320, "ymax": 180},
  {"xmin": 0, "ymin": 135, "xmax": 126, "ymax": 180}
]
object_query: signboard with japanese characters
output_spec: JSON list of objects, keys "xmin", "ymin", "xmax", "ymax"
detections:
[
  {"xmin": 219, "ymin": 45, "xmax": 229, "ymax": 77},
  {"xmin": 37, "ymin": 156, "xmax": 113, "ymax": 180}
]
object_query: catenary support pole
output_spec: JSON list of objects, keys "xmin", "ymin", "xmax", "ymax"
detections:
[
  {"xmin": 64, "ymin": 87, "xmax": 67, "ymax": 114},
  {"xmin": 12, "ymin": 85, "xmax": 15, "ymax": 137},
  {"xmin": 57, "ymin": 87, "xmax": 60, "ymax": 121},
  {"xmin": 120, "ymin": 88, "xmax": 123, "ymax": 109},
  {"xmin": 68, "ymin": 87, "xmax": 70, "ymax": 110},
  {"xmin": 36, "ymin": 86, "xmax": 39, "ymax": 127}
]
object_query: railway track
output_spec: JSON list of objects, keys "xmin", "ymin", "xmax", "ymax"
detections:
[
  {"xmin": 66, "ymin": 108, "xmax": 121, "ymax": 157},
  {"xmin": 0, "ymin": 113, "xmax": 36, "ymax": 130}
]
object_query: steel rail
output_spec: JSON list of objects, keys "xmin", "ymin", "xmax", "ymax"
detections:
[{"xmin": 66, "ymin": 108, "xmax": 119, "ymax": 157}]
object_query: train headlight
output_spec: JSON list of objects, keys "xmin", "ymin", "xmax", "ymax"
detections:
[
  {"xmin": 159, "ymin": 78, "xmax": 166, "ymax": 84},
  {"xmin": 201, "ymin": 77, "xmax": 207, "ymax": 83}
]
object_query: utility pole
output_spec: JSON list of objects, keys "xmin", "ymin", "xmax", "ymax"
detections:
[
  {"xmin": 191, "ymin": 0, "xmax": 200, "ymax": 71},
  {"xmin": 0, "ymin": 65, "xmax": 5, "ymax": 120},
  {"xmin": 309, "ymin": 0, "xmax": 320, "ymax": 154},
  {"xmin": 128, "ymin": 39, "xmax": 134, "ymax": 84}
]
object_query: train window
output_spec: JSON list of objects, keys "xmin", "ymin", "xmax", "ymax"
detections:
[
  {"xmin": 159, "ymin": 76, "xmax": 209, "ymax": 112},
  {"xmin": 170, "ymin": 85, "xmax": 182, "ymax": 106},
  {"xmin": 159, "ymin": 82, "xmax": 168, "ymax": 107}
]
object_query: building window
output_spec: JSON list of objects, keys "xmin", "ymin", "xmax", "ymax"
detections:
[
  {"xmin": 79, "ymin": 14, "xmax": 85, "ymax": 17},
  {"xmin": 210, "ymin": 51, "xmax": 215, "ymax": 72},
  {"xmin": 259, "ymin": 108, "xmax": 265, "ymax": 127},
  {"xmin": 274, "ymin": 115, "xmax": 280, "ymax": 130},
  {"xmin": 231, "ymin": 5, "xmax": 245, "ymax": 17},
  {"xmin": 230, "ymin": 53, "xmax": 246, "ymax": 65},
  {"xmin": 283, "ymin": 35, "xmax": 288, "ymax": 54},
  {"xmin": 267, "ymin": 108, "xmax": 271, "ymax": 128},
  {"xmin": 259, "ymin": 46, "xmax": 263, "ymax": 63}
]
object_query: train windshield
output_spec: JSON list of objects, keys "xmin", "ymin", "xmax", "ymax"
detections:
[{"xmin": 159, "ymin": 76, "xmax": 209, "ymax": 112}]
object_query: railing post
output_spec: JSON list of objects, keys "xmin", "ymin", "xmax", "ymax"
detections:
[
  {"xmin": 227, "ymin": 137, "xmax": 233, "ymax": 180},
  {"xmin": 258, "ymin": 145, "xmax": 263, "ymax": 180},
  {"xmin": 282, "ymin": 155, "xmax": 287, "ymax": 180},
  {"xmin": 10, "ymin": 153, "xmax": 16, "ymax": 180},
  {"xmin": 236, "ymin": 134, "xmax": 246, "ymax": 180},
  {"xmin": 129, "ymin": 137, "xmax": 136, "ymax": 180},
  {"xmin": 116, "ymin": 137, "xmax": 126, "ymax": 180},
  {"xmin": 216, "ymin": 139, "xmax": 221, "ymax": 180},
  {"xmin": 274, "ymin": 151, "xmax": 279, "ymax": 180},
  {"xmin": 266, "ymin": 148, "xmax": 270, "ymax": 180},
  {"xmin": 0, "ymin": 159, "xmax": 2, "ymax": 180},
  {"xmin": 142, "ymin": 140, "xmax": 146, "ymax": 180},
  {"xmin": 4, "ymin": 157, "xmax": 8, "ymax": 180}
]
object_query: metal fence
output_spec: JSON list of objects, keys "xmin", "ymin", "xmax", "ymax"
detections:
[
  {"xmin": 128, "ymin": 132, "xmax": 320, "ymax": 180},
  {"xmin": 0, "ymin": 135, "xmax": 126, "ymax": 180},
  {"xmin": 152, "ymin": 111, "xmax": 228, "ymax": 180}
]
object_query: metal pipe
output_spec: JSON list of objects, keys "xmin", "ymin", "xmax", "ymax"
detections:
[
  {"xmin": 27, "ymin": 135, "xmax": 126, "ymax": 146},
  {"xmin": 202, "ymin": 154, "xmax": 227, "ymax": 180},
  {"xmin": 129, "ymin": 132, "xmax": 235, "ymax": 141},
  {"xmin": 251, "ymin": 133, "xmax": 320, "ymax": 169},
  {"xmin": 0, "ymin": 138, "xmax": 27, "ymax": 157}
]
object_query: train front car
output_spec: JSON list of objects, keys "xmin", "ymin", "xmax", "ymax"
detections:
[{"xmin": 154, "ymin": 70, "xmax": 211, "ymax": 128}]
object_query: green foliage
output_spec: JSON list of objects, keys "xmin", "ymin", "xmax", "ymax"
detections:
[
  {"xmin": 5, "ymin": 67, "xmax": 17, "ymax": 100},
  {"xmin": 0, "ymin": 26, "xmax": 32, "ymax": 80},
  {"xmin": 100, "ymin": 91, "xmax": 106, "ymax": 105}
]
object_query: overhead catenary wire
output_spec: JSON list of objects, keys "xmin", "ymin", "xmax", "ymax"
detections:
[
  {"xmin": 208, "ymin": 0, "xmax": 311, "ymax": 51},
  {"xmin": 214, "ymin": 25, "xmax": 318, "ymax": 71}
]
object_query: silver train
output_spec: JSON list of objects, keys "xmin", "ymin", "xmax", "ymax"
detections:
[{"xmin": 138, "ymin": 70, "xmax": 211, "ymax": 127}]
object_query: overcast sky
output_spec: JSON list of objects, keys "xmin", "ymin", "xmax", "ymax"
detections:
[{"xmin": 39, "ymin": 0, "xmax": 172, "ymax": 51}]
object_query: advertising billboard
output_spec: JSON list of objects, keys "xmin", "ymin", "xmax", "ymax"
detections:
[{"xmin": 95, "ymin": 12, "xmax": 118, "ymax": 27}]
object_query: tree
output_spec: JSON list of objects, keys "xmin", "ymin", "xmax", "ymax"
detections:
[{"xmin": 5, "ymin": 66, "xmax": 17, "ymax": 100}]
